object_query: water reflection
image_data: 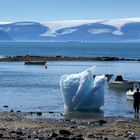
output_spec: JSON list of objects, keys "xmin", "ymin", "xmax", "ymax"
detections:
[{"xmin": 64, "ymin": 109, "xmax": 104, "ymax": 120}]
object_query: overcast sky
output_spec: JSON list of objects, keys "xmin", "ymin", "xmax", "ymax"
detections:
[{"xmin": 0, "ymin": 0, "xmax": 140, "ymax": 22}]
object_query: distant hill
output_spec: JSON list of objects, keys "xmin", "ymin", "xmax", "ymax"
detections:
[
  {"xmin": 0, "ymin": 18, "xmax": 140, "ymax": 42},
  {"xmin": 0, "ymin": 30, "xmax": 12, "ymax": 41}
]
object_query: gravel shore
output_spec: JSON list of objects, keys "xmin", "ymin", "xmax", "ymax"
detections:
[{"xmin": 0, "ymin": 112, "xmax": 139, "ymax": 140}]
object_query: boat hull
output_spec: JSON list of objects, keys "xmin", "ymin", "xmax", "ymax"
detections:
[
  {"xmin": 24, "ymin": 61, "xmax": 46, "ymax": 65},
  {"xmin": 126, "ymin": 90, "xmax": 134, "ymax": 100},
  {"xmin": 108, "ymin": 81, "xmax": 134, "ymax": 90}
]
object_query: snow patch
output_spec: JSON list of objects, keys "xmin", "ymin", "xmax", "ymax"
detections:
[
  {"xmin": 113, "ymin": 30, "xmax": 123, "ymax": 35},
  {"xmin": 88, "ymin": 29, "xmax": 111, "ymax": 35},
  {"xmin": 101, "ymin": 18, "xmax": 140, "ymax": 29},
  {"xmin": 14, "ymin": 22, "xmax": 37, "ymax": 26},
  {"xmin": 0, "ymin": 22, "xmax": 12, "ymax": 25},
  {"xmin": 41, "ymin": 20, "xmax": 99, "ymax": 36},
  {"xmin": 59, "ymin": 29, "xmax": 77, "ymax": 35}
]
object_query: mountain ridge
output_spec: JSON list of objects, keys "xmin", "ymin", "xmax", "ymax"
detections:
[{"xmin": 0, "ymin": 18, "xmax": 140, "ymax": 42}]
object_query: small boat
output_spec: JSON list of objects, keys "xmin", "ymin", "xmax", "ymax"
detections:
[
  {"xmin": 108, "ymin": 81, "xmax": 134, "ymax": 90},
  {"xmin": 126, "ymin": 83, "xmax": 140, "ymax": 100},
  {"xmin": 108, "ymin": 75, "xmax": 140, "ymax": 90},
  {"xmin": 24, "ymin": 61, "xmax": 47, "ymax": 65},
  {"xmin": 105, "ymin": 74, "xmax": 114, "ymax": 82},
  {"xmin": 126, "ymin": 90, "xmax": 134, "ymax": 100}
]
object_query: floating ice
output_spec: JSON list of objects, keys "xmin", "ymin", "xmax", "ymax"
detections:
[{"xmin": 60, "ymin": 67, "xmax": 106, "ymax": 111}]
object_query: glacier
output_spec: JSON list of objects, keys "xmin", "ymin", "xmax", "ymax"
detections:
[
  {"xmin": 1, "ymin": 18, "xmax": 140, "ymax": 41},
  {"xmin": 60, "ymin": 67, "xmax": 107, "ymax": 111}
]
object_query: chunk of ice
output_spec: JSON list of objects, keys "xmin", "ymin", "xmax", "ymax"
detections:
[{"xmin": 60, "ymin": 67, "xmax": 106, "ymax": 111}]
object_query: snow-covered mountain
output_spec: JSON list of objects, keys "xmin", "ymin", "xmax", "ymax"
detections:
[{"xmin": 0, "ymin": 18, "xmax": 140, "ymax": 41}]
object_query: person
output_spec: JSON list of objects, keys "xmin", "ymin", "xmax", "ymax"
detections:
[{"xmin": 133, "ymin": 88, "xmax": 140, "ymax": 114}]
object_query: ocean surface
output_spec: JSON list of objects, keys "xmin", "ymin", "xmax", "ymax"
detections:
[
  {"xmin": 0, "ymin": 42, "xmax": 140, "ymax": 58},
  {"xmin": 0, "ymin": 61, "xmax": 140, "ymax": 119}
]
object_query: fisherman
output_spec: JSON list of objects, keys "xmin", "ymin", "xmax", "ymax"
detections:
[{"xmin": 133, "ymin": 88, "xmax": 140, "ymax": 114}]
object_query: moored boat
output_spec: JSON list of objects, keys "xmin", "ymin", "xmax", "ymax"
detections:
[
  {"xmin": 108, "ymin": 75, "xmax": 140, "ymax": 90},
  {"xmin": 126, "ymin": 90, "xmax": 134, "ymax": 100},
  {"xmin": 126, "ymin": 83, "xmax": 140, "ymax": 100},
  {"xmin": 108, "ymin": 81, "xmax": 134, "ymax": 90},
  {"xmin": 24, "ymin": 61, "xmax": 47, "ymax": 65}
]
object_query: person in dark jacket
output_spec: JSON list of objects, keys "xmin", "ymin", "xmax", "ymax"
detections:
[{"xmin": 133, "ymin": 88, "xmax": 140, "ymax": 114}]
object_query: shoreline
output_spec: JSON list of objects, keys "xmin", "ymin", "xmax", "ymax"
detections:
[
  {"xmin": 0, "ymin": 55, "xmax": 139, "ymax": 62},
  {"xmin": 0, "ymin": 111, "xmax": 139, "ymax": 139}
]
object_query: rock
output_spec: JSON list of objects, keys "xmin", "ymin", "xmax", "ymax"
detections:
[
  {"xmin": 36, "ymin": 112, "xmax": 42, "ymax": 116},
  {"xmin": 56, "ymin": 137, "xmax": 69, "ymax": 140},
  {"xmin": 28, "ymin": 135, "xmax": 31, "ymax": 138},
  {"xmin": 50, "ymin": 132, "xmax": 58, "ymax": 137},
  {"xmin": 64, "ymin": 119, "xmax": 71, "ymax": 122},
  {"xmin": 75, "ymin": 134, "xmax": 83, "ymax": 138},
  {"xmin": 0, "ymin": 128, "xmax": 5, "ymax": 131},
  {"xmin": 29, "ymin": 111, "xmax": 34, "ymax": 115},
  {"xmin": 99, "ymin": 120, "xmax": 106, "ymax": 125},
  {"xmin": 87, "ymin": 134, "xmax": 95, "ymax": 138},
  {"xmin": 69, "ymin": 125, "xmax": 77, "ymax": 129},
  {"xmin": 0, "ymin": 133, "xmax": 3, "ymax": 138},
  {"xmin": 104, "ymin": 137, "xmax": 108, "ymax": 140},
  {"xmin": 59, "ymin": 130, "xmax": 71, "ymax": 136},
  {"xmin": 16, "ymin": 131, "xmax": 23, "ymax": 136},
  {"xmin": 115, "ymin": 133, "xmax": 119, "ymax": 137},
  {"xmin": 76, "ymin": 138, "xmax": 84, "ymax": 140},
  {"xmin": 124, "ymin": 134, "xmax": 129, "ymax": 138},
  {"xmin": 16, "ymin": 137, "xmax": 24, "ymax": 140},
  {"xmin": 128, "ymin": 136, "xmax": 136, "ymax": 140},
  {"xmin": 10, "ymin": 110, "xmax": 14, "ymax": 112},
  {"xmin": 48, "ymin": 111, "xmax": 54, "ymax": 114},
  {"xmin": 9, "ymin": 130, "xmax": 16, "ymax": 133},
  {"xmin": 88, "ymin": 121, "xmax": 94, "ymax": 125},
  {"xmin": 72, "ymin": 137, "xmax": 84, "ymax": 140},
  {"xmin": 71, "ymin": 134, "xmax": 84, "ymax": 140},
  {"xmin": 56, "ymin": 55, "xmax": 62, "ymax": 58},
  {"xmin": 3, "ymin": 105, "xmax": 8, "ymax": 108},
  {"xmin": 127, "ymin": 132, "xmax": 134, "ymax": 136}
]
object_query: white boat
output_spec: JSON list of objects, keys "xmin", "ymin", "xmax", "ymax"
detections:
[
  {"xmin": 126, "ymin": 90, "xmax": 134, "ymax": 100},
  {"xmin": 126, "ymin": 83, "xmax": 140, "ymax": 100},
  {"xmin": 108, "ymin": 81, "xmax": 134, "ymax": 90},
  {"xmin": 108, "ymin": 75, "xmax": 140, "ymax": 90}
]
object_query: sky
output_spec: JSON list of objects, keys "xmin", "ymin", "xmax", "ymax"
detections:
[{"xmin": 0, "ymin": 0, "xmax": 140, "ymax": 22}]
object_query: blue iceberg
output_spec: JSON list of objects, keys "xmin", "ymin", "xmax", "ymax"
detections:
[{"xmin": 60, "ymin": 67, "xmax": 106, "ymax": 111}]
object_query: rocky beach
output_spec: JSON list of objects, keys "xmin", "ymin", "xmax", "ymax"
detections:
[{"xmin": 0, "ymin": 111, "xmax": 139, "ymax": 140}]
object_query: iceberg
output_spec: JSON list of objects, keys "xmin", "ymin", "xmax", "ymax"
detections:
[{"xmin": 60, "ymin": 67, "xmax": 107, "ymax": 111}]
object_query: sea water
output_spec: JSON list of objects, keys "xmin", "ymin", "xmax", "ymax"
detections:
[
  {"xmin": 0, "ymin": 42, "xmax": 140, "ymax": 58},
  {"xmin": 0, "ymin": 61, "xmax": 140, "ymax": 118}
]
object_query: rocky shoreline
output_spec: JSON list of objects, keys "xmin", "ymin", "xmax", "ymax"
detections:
[
  {"xmin": 0, "ymin": 112, "xmax": 139, "ymax": 140},
  {"xmin": 0, "ymin": 55, "xmax": 139, "ymax": 62}
]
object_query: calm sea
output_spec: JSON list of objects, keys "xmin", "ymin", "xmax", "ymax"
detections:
[
  {"xmin": 0, "ymin": 42, "xmax": 140, "ymax": 119},
  {"xmin": 0, "ymin": 61, "xmax": 140, "ymax": 118},
  {"xmin": 0, "ymin": 42, "xmax": 140, "ymax": 58}
]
